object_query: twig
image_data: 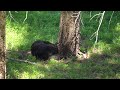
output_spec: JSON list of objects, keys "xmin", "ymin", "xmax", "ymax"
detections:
[
  {"xmin": 90, "ymin": 11, "xmax": 92, "ymax": 18},
  {"xmin": 89, "ymin": 11, "xmax": 105, "ymax": 46},
  {"xmin": 80, "ymin": 12, "xmax": 85, "ymax": 28},
  {"xmin": 6, "ymin": 58, "xmax": 37, "ymax": 65},
  {"xmin": 23, "ymin": 11, "xmax": 28, "ymax": 23},
  {"xmin": 90, "ymin": 32, "xmax": 97, "ymax": 40},
  {"xmin": 8, "ymin": 11, "xmax": 18, "ymax": 23},
  {"xmin": 108, "ymin": 11, "xmax": 114, "ymax": 30},
  {"xmin": 89, "ymin": 12, "xmax": 101, "ymax": 21},
  {"xmin": 95, "ymin": 11, "xmax": 105, "ymax": 44},
  {"xmin": 15, "ymin": 11, "xmax": 18, "ymax": 13},
  {"xmin": 72, "ymin": 11, "xmax": 81, "ymax": 25}
]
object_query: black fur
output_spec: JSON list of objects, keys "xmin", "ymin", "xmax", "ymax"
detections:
[{"xmin": 31, "ymin": 40, "xmax": 58, "ymax": 60}]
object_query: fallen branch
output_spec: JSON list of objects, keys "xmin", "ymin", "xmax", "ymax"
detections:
[{"xmin": 6, "ymin": 58, "xmax": 37, "ymax": 65}]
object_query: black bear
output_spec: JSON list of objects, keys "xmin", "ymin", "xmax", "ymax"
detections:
[{"xmin": 31, "ymin": 40, "xmax": 58, "ymax": 60}]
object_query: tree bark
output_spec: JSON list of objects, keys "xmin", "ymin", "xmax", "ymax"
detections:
[
  {"xmin": 58, "ymin": 11, "xmax": 82, "ymax": 59},
  {"xmin": 0, "ymin": 11, "xmax": 6, "ymax": 79}
]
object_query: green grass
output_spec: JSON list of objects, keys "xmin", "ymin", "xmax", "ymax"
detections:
[{"xmin": 6, "ymin": 11, "xmax": 120, "ymax": 79}]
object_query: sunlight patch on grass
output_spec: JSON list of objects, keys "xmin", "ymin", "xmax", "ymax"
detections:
[
  {"xmin": 7, "ymin": 60, "xmax": 46, "ymax": 79},
  {"xmin": 116, "ymin": 73, "xmax": 120, "ymax": 78},
  {"xmin": 113, "ymin": 36, "xmax": 120, "ymax": 46},
  {"xmin": 115, "ymin": 23, "xmax": 120, "ymax": 31},
  {"xmin": 89, "ymin": 41, "xmax": 111, "ymax": 55},
  {"xmin": 6, "ymin": 30, "xmax": 25, "ymax": 50},
  {"xmin": 6, "ymin": 19, "xmax": 29, "ymax": 50},
  {"xmin": 107, "ymin": 58, "xmax": 120, "ymax": 64},
  {"xmin": 48, "ymin": 59, "xmax": 69, "ymax": 68},
  {"xmin": 19, "ymin": 71, "xmax": 45, "ymax": 79}
]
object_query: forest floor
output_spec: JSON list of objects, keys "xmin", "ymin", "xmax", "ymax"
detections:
[{"xmin": 6, "ymin": 11, "xmax": 120, "ymax": 79}]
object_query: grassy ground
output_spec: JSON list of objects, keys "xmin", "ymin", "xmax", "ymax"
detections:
[{"xmin": 6, "ymin": 11, "xmax": 120, "ymax": 79}]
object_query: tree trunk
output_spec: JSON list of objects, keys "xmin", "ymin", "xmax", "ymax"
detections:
[
  {"xmin": 0, "ymin": 11, "xmax": 6, "ymax": 79},
  {"xmin": 58, "ymin": 11, "xmax": 82, "ymax": 59}
]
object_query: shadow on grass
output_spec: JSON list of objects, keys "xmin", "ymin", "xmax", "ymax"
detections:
[
  {"xmin": 78, "ymin": 44, "xmax": 120, "ymax": 79},
  {"xmin": 6, "ymin": 11, "xmax": 60, "ymax": 50},
  {"xmin": 6, "ymin": 46, "xmax": 120, "ymax": 79}
]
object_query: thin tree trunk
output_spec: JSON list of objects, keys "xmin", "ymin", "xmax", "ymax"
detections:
[
  {"xmin": 58, "ymin": 11, "xmax": 82, "ymax": 59},
  {"xmin": 0, "ymin": 11, "xmax": 6, "ymax": 79}
]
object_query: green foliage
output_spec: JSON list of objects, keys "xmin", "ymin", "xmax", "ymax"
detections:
[
  {"xmin": 6, "ymin": 11, "xmax": 60, "ymax": 51},
  {"xmin": 6, "ymin": 11, "xmax": 120, "ymax": 79}
]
